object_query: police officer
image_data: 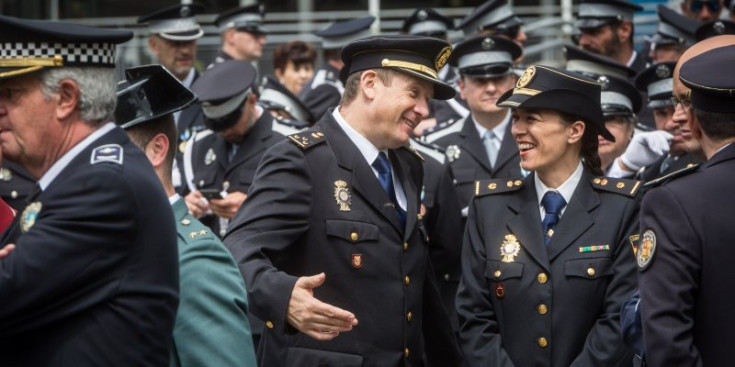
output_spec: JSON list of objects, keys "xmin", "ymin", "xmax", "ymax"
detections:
[
  {"xmin": 457, "ymin": 65, "xmax": 639, "ymax": 366},
  {"xmin": 298, "ymin": 16, "xmax": 374, "ymax": 121},
  {"xmin": 649, "ymin": 5, "xmax": 700, "ymax": 63},
  {"xmin": 260, "ymin": 75, "xmax": 314, "ymax": 127},
  {"xmin": 639, "ymin": 43, "xmax": 735, "ymax": 367},
  {"xmin": 224, "ymin": 35, "xmax": 461, "ymax": 366},
  {"xmin": 424, "ymin": 36, "xmax": 524, "ymax": 214},
  {"xmin": 210, "ymin": 4, "xmax": 267, "ymax": 65},
  {"xmin": 695, "ymin": 19, "xmax": 735, "ymax": 41}
]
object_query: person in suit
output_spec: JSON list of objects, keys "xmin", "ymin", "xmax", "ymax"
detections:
[
  {"xmin": 457, "ymin": 65, "xmax": 640, "ymax": 366},
  {"xmin": 116, "ymin": 65, "xmax": 257, "ymax": 367},
  {"xmin": 138, "ymin": 3, "xmax": 207, "ymax": 192},
  {"xmin": 638, "ymin": 42, "xmax": 735, "ymax": 367},
  {"xmin": 223, "ymin": 35, "xmax": 461, "ymax": 367},
  {"xmin": 298, "ymin": 16, "xmax": 375, "ymax": 121},
  {"xmin": 210, "ymin": 4, "xmax": 267, "ymax": 66},
  {"xmin": 424, "ymin": 35, "xmax": 524, "ymax": 214},
  {"xmin": 0, "ymin": 16, "xmax": 179, "ymax": 365}
]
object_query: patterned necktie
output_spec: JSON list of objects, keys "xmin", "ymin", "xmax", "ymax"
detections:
[
  {"xmin": 541, "ymin": 191, "xmax": 566, "ymax": 246},
  {"xmin": 372, "ymin": 152, "xmax": 406, "ymax": 228},
  {"xmin": 483, "ymin": 130, "xmax": 499, "ymax": 168}
]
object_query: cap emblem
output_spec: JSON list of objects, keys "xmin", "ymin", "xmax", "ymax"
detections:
[
  {"xmin": 597, "ymin": 75, "xmax": 610, "ymax": 91},
  {"xmin": 516, "ymin": 66, "xmax": 536, "ymax": 88},
  {"xmin": 180, "ymin": 6, "xmax": 190, "ymax": 17},
  {"xmin": 655, "ymin": 64, "xmax": 670, "ymax": 79},
  {"xmin": 482, "ymin": 37, "xmax": 495, "ymax": 50},
  {"xmin": 435, "ymin": 46, "xmax": 452, "ymax": 71},
  {"xmin": 714, "ymin": 21, "xmax": 725, "ymax": 35},
  {"xmin": 418, "ymin": 10, "xmax": 428, "ymax": 20}
]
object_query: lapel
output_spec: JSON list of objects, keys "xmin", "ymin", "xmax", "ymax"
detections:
[
  {"xmin": 507, "ymin": 174, "xmax": 549, "ymax": 271},
  {"xmin": 390, "ymin": 150, "xmax": 417, "ymax": 240},
  {"xmin": 458, "ymin": 117, "xmax": 493, "ymax": 173},
  {"xmin": 493, "ymin": 120, "xmax": 518, "ymax": 174},
  {"xmin": 546, "ymin": 171, "xmax": 600, "ymax": 261},
  {"xmin": 225, "ymin": 113, "xmax": 273, "ymax": 175},
  {"xmin": 210, "ymin": 135, "xmax": 229, "ymax": 171},
  {"xmin": 323, "ymin": 115, "xmax": 404, "ymax": 235}
]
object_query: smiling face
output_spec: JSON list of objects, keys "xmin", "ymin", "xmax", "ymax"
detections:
[
  {"xmin": 148, "ymin": 35, "xmax": 197, "ymax": 81},
  {"xmin": 276, "ymin": 60, "xmax": 314, "ymax": 95}
]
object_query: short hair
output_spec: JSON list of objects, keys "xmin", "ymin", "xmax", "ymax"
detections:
[
  {"xmin": 323, "ymin": 48, "xmax": 341, "ymax": 63},
  {"xmin": 694, "ymin": 109, "xmax": 735, "ymax": 140},
  {"xmin": 273, "ymin": 41, "xmax": 316, "ymax": 73},
  {"xmin": 40, "ymin": 67, "xmax": 117, "ymax": 125},
  {"xmin": 125, "ymin": 114, "xmax": 178, "ymax": 180},
  {"xmin": 340, "ymin": 68, "xmax": 396, "ymax": 106}
]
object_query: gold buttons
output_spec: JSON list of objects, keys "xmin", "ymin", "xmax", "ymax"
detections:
[
  {"xmin": 506, "ymin": 180, "xmax": 513, "ymax": 188},
  {"xmin": 538, "ymin": 337, "xmax": 548, "ymax": 348},
  {"xmin": 403, "ymin": 242, "xmax": 408, "ymax": 251},
  {"xmin": 537, "ymin": 273, "xmax": 548, "ymax": 284},
  {"xmin": 514, "ymin": 180, "xmax": 522, "ymax": 186},
  {"xmin": 616, "ymin": 182, "xmax": 625, "ymax": 189},
  {"xmin": 404, "ymin": 347, "xmax": 410, "ymax": 358},
  {"xmin": 494, "ymin": 270, "xmax": 502, "ymax": 278},
  {"xmin": 404, "ymin": 275, "xmax": 410, "ymax": 286},
  {"xmin": 601, "ymin": 179, "xmax": 608, "ymax": 186},
  {"xmin": 266, "ymin": 321, "xmax": 274, "ymax": 329},
  {"xmin": 587, "ymin": 267, "xmax": 596, "ymax": 276},
  {"xmin": 488, "ymin": 183, "xmax": 497, "ymax": 189},
  {"xmin": 407, "ymin": 311, "xmax": 413, "ymax": 322},
  {"xmin": 537, "ymin": 304, "xmax": 548, "ymax": 315},
  {"xmin": 593, "ymin": 178, "xmax": 601, "ymax": 184},
  {"xmin": 350, "ymin": 232, "xmax": 359, "ymax": 242},
  {"xmin": 11, "ymin": 190, "xmax": 18, "ymax": 198}
]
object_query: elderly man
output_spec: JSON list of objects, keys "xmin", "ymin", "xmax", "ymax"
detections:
[
  {"xmin": 0, "ymin": 15, "xmax": 179, "ymax": 365},
  {"xmin": 224, "ymin": 35, "xmax": 461, "ymax": 366}
]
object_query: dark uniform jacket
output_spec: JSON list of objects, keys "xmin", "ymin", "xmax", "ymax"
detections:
[
  {"xmin": 0, "ymin": 161, "xmax": 35, "ymax": 212},
  {"xmin": 457, "ymin": 170, "xmax": 639, "ymax": 366},
  {"xmin": 424, "ymin": 115, "xmax": 523, "ymax": 210},
  {"xmin": 637, "ymin": 153, "xmax": 701, "ymax": 183},
  {"xmin": 174, "ymin": 70, "xmax": 206, "ymax": 195},
  {"xmin": 0, "ymin": 126, "xmax": 179, "ymax": 366},
  {"xmin": 298, "ymin": 64, "xmax": 343, "ymax": 121},
  {"xmin": 639, "ymin": 143, "xmax": 735, "ymax": 367},
  {"xmin": 224, "ymin": 112, "xmax": 460, "ymax": 367}
]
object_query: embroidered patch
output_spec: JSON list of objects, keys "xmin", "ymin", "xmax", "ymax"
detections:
[{"xmin": 636, "ymin": 230, "xmax": 656, "ymax": 270}]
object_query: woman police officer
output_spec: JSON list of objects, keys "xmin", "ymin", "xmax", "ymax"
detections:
[{"xmin": 456, "ymin": 65, "xmax": 639, "ymax": 366}]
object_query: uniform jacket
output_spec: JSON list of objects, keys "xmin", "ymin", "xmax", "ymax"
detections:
[
  {"xmin": 224, "ymin": 112, "xmax": 460, "ymax": 367},
  {"xmin": 174, "ymin": 70, "xmax": 206, "ymax": 195},
  {"xmin": 0, "ymin": 126, "xmax": 179, "ymax": 366},
  {"xmin": 170, "ymin": 198, "xmax": 257, "ymax": 367},
  {"xmin": 0, "ymin": 161, "xmax": 35, "ymax": 212},
  {"xmin": 639, "ymin": 143, "xmax": 735, "ymax": 367},
  {"xmin": 637, "ymin": 153, "xmax": 701, "ymax": 183},
  {"xmin": 457, "ymin": 170, "xmax": 639, "ymax": 366},
  {"xmin": 298, "ymin": 64, "xmax": 343, "ymax": 121},
  {"xmin": 424, "ymin": 115, "xmax": 523, "ymax": 210}
]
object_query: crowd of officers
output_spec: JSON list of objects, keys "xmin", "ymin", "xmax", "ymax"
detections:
[{"xmin": 0, "ymin": 0, "xmax": 734, "ymax": 366}]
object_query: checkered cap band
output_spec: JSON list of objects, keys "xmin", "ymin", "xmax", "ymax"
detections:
[{"xmin": 0, "ymin": 42, "xmax": 117, "ymax": 66}]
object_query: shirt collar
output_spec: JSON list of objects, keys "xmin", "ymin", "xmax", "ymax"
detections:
[
  {"xmin": 534, "ymin": 160, "xmax": 584, "ymax": 208},
  {"xmin": 39, "ymin": 122, "xmax": 117, "ymax": 190},
  {"xmin": 332, "ymin": 107, "xmax": 381, "ymax": 165},
  {"xmin": 626, "ymin": 50, "xmax": 638, "ymax": 68},
  {"xmin": 473, "ymin": 110, "xmax": 510, "ymax": 142},
  {"xmin": 182, "ymin": 67, "xmax": 196, "ymax": 88}
]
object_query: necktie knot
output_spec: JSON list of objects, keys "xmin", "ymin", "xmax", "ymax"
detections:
[
  {"xmin": 372, "ymin": 152, "xmax": 391, "ymax": 175},
  {"xmin": 542, "ymin": 191, "xmax": 566, "ymax": 216}
]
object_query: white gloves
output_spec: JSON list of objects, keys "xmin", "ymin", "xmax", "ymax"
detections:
[{"xmin": 620, "ymin": 130, "xmax": 674, "ymax": 171}]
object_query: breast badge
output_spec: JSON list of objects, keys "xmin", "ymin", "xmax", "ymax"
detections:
[
  {"xmin": 352, "ymin": 254, "xmax": 363, "ymax": 269},
  {"xmin": 445, "ymin": 145, "xmax": 461, "ymax": 162},
  {"xmin": 204, "ymin": 148, "xmax": 216, "ymax": 166},
  {"xmin": 500, "ymin": 234, "xmax": 521, "ymax": 263},
  {"xmin": 636, "ymin": 230, "xmax": 657, "ymax": 270},
  {"xmin": 334, "ymin": 180, "xmax": 351, "ymax": 211},
  {"xmin": 21, "ymin": 201, "xmax": 42, "ymax": 233}
]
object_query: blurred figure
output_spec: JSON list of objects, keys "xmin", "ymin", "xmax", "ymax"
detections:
[
  {"xmin": 456, "ymin": 0, "xmax": 527, "ymax": 49},
  {"xmin": 259, "ymin": 75, "xmax": 314, "ymax": 127},
  {"xmin": 680, "ymin": 0, "xmax": 724, "ymax": 22},
  {"xmin": 273, "ymin": 41, "xmax": 316, "ymax": 95},
  {"xmin": 695, "ymin": 19, "xmax": 735, "ymax": 40},
  {"xmin": 649, "ymin": 5, "xmax": 700, "ymax": 63},
  {"xmin": 211, "ymin": 4, "xmax": 267, "ymax": 65},
  {"xmin": 0, "ymin": 161, "xmax": 34, "ymax": 213}
]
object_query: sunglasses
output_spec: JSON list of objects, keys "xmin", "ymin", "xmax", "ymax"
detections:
[{"xmin": 689, "ymin": 0, "xmax": 722, "ymax": 13}]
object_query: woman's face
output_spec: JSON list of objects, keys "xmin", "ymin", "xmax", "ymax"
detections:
[
  {"xmin": 511, "ymin": 108, "xmax": 585, "ymax": 176},
  {"xmin": 276, "ymin": 60, "xmax": 314, "ymax": 95}
]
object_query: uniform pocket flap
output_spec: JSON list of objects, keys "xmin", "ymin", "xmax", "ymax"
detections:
[
  {"xmin": 325, "ymin": 220, "xmax": 379, "ymax": 243},
  {"xmin": 565, "ymin": 257, "xmax": 613, "ymax": 279},
  {"xmin": 453, "ymin": 167, "xmax": 476, "ymax": 184},
  {"xmin": 285, "ymin": 347, "xmax": 363, "ymax": 367},
  {"xmin": 485, "ymin": 260, "xmax": 524, "ymax": 281}
]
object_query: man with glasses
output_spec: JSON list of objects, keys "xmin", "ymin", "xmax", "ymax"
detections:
[
  {"xmin": 681, "ymin": 0, "xmax": 724, "ymax": 22},
  {"xmin": 210, "ymin": 4, "xmax": 267, "ymax": 66}
]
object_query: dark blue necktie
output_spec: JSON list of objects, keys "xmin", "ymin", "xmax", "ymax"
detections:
[
  {"xmin": 541, "ymin": 191, "xmax": 566, "ymax": 246},
  {"xmin": 373, "ymin": 152, "xmax": 406, "ymax": 228}
]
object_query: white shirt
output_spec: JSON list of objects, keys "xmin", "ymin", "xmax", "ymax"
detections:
[
  {"xmin": 332, "ymin": 108, "xmax": 407, "ymax": 211},
  {"xmin": 534, "ymin": 161, "xmax": 584, "ymax": 219}
]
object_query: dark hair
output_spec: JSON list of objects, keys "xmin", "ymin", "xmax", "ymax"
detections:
[
  {"xmin": 694, "ymin": 109, "xmax": 735, "ymax": 140},
  {"xmin": 125, "ymin": 114, "xmax": 177, "ymax": 180},
  {"xmin": 273, "ymin": 41, "xmax": 316, "ymax": 73},
  {"xmin": 560, "ymin": 112, "xmax": 604, "ymax": 176},
  {"xmin": 323, "ymin": 48, "xmax": 341, "ymax": 62}
]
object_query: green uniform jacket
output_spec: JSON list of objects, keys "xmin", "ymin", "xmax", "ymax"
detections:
[{"xmin": 170, "ymin": 198, "xmax": 257, "ymax": 367}]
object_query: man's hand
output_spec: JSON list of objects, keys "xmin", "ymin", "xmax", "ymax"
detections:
[
  {"xmin": 620, "ymin": 130, "xmax": 674, "ymax": 171},
  {"xmin": 0, "ymin": 243, "xmax": 15, "ymax": 259},
  {"xmin": 209, "ymin": 191, "xmax": 247, "ymax": 219},
  {"xmin": 287, "ymin": 273, "xmax": 358, "ymax": 341},
  {"xmin": 184, "ymin": 191, "xmax": 209, "ymax": 218}
]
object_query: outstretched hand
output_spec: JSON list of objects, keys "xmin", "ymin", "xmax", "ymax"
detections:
[{"xmin": 287, "ymin": 273, "xmax": 358, "ymax": 341}]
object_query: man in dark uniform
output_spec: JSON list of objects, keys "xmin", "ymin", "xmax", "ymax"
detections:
[
  {"xmin": 138, "ymin": 3, "xmax": 207, "ymax": 192},
  {"xmin": 639, "ymin": 42, "xmax": 735, "ymax": 367},
  {"xmin": 210, "ymin": 4, "xmax": 267, "ymax": 66},
  {"xmin": 649, "ymin": 5, "xmax": 700, "ymax": 64},
  {"xmin": 298, "ymin": 16, "xmax": 374, "ymax": 121},
  {"xmin": 183, "ymin": 60, "xmax": 299, "ymax": 238},
  {"xmin": 260, "ymin": 75, "xmax": 314, "ymax": 127},
  {"xmin": 0, "ymin": 16, "xmax": 179, "ymax": 365},
  {"xmin": 424, "ymin": 35, "xmax": 524, "ymax": 214},
  {"xmin": 224, "ymin": 35, "xmax": 461, "ymax": 367}
]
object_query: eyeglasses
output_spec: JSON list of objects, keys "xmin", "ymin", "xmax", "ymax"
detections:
[
  {"xmin": 689, "ymin": 0, "xmax": 722, "ymax": 14},
  {"xmin": 670, "ymin": 96, "xmax": 692, "ymax": 111}
]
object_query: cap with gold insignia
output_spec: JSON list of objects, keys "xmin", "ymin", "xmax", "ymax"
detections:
[
  {"xmin": 137, "ymin": 3, "xmax": 205, "ymax": 41},
  {"xmin": 695, "ymin": 19, "xmax": 735, "ymax": 41},
  {"xmin": 0, "ymin": 15, "xmax": 132, "ymax": 80},
  {"xmin": 575, "ymin": 0, "xmax": 643, "ymax": 30},
  {"xmin": 679, "ymin": 44, "xmax": 735, "ymax": 113},
  {"xmin": 498, "ymin": 65, "xmax": 614, "ymax": 141},
  {"xmin": 401, "ymin": 8, "xmax": 454, "ymax": 38},
  {"xmin": 635, "ymin": 62, "xmax": 676, "ymax": 109},
  {"xmin": 191, "ymin": 60, "xmax": 257, "ymax": 132},
  {"xmin": 115, "ymin": 64, "xmax": 196, "ymax": 130},
  {"xmin": 314, "ymin": 16, "xmax": 375, "ymax": 50},
  {"xmin": 214, "ymin": 3, "xmax": 266, "ymax": 34},
  {"xmin": 455, "ymin": 0, "xmax": 524, "ymax": 36},
  {"xmin": 651, "ymin": 5, "xmax": 700, "ymax": 47},
  {"xmin": 339, "ymin": 35, "xmax": 456, "ymax": 100},
  {"xmin": 259, "ymin": 75, "xmax": 314, "ymax": 124},
  {"xmin": 450, "ymin": 35, "xmax": 522, "ymax": 78}
]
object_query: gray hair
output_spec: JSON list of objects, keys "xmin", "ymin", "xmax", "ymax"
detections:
[{"xmin": 39, "ymin": 67, "xmax": 117, "ymax": 125}]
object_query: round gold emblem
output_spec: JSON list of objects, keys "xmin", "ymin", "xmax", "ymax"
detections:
[{"xmin": 516, "ymin": 66, "xmax": 536, "ymax": 88}]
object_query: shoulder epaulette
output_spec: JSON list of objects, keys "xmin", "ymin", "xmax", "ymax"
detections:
[
  {"xmin": 475, "ymin": 178, "xmax": 524, "ymax": 197},
  {"xmin": 409, "ymin": 139, "xmax": 445, "ymax": 164},
  {"xmin": 90, "ymin": 144, "xmax": 123, "ymax": 165},
  {"xmin": 193, "ymin": 129, "xmax": 214, "ymax": 142},
  {"xmin": 642, "ymin": 163, "xmax": 699, "ymax": 189},
  {"xmin": 591, "ymin": 177, "xmax": 641, "ymax": 197},
  {"xmin": 422, "ymin": 118, "xmax": 461, "ymax": 143},
  {"xmin": 288, "ymin": 130, "xmax": 327, "ymax": 150}
]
